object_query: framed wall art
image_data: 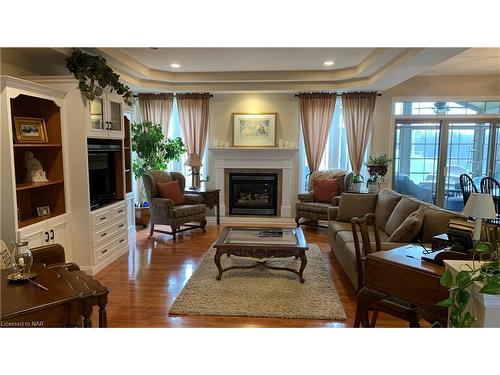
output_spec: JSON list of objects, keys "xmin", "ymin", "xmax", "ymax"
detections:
[
  {"xmin": 13, "ymin": 117, "xmax": 48, "ymax": 143},
  {"xmin": 232, "ymin": 113, "xmax": 277, "ymax": 147}
]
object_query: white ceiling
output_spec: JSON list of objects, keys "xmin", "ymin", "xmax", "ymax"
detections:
[
  {"xmin": 421, "ymin": 48, "xmax": 500, "ymax": 75},
  {"xmin": 120, "ymin": 48, "xmax": 374, "ymax": 72}
]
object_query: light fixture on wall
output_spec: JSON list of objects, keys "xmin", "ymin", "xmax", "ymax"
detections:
[
  {"xmin": 324, "ymin": 61, "xmax": 335, "ymax": 66},
  {"xmin": 170, "ymin": 63, "xmax": 180, "ymax": 69}
]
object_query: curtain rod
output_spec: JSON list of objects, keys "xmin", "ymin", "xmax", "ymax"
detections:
[
  {"xmin": 133, "ymin": 94, "xmax": 213, "ymax": 98},
  {"xmin": 294, "ymin": 92, "xmax": 382, "ymax": 97}
]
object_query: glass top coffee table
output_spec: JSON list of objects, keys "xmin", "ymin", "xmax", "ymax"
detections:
[{"xmin": 213, "ymin": 227, "xmax": 309, "ymax": 283}]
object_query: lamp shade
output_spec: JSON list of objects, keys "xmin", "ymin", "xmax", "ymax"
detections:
[
  {"xmin": 462, "ymin": 193, "xmax": 497, "ymax": 219},
  {"xmin": 184, "ymin": 153, "xmax": 202, "ymax": 167}
]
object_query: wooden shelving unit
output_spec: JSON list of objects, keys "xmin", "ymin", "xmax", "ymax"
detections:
[
  {"xmin": 124, "ymin": 115, "xmax": 132, "ymax": 194},
  {"xmin": 10, "ymin": 94, "xmax": 66, "ymax": 225}
]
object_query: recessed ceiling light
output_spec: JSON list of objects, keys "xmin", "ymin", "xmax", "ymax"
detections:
[
  {"xmin": 170, "ymin": 63, "xmax": 180, "ymax": 68},
  {"xmin": 324, "ymin": 61, "xmax": 335, "ymax": 66}
]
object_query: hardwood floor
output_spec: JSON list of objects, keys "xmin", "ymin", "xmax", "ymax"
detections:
[{"xmin": 93, "ymin": 224, "xmax": 408, "ymax": 327}]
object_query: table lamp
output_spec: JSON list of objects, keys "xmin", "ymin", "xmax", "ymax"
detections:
[
  {"xmin": 462, "ymin": 193, "xmax": 497, "ymax": 241},
  {"xmin": 185, "ymin": 153, "xmax": 202, "ymax": 190}
]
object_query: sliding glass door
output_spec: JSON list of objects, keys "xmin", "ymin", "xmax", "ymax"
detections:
[
  {"xmin": 443, "ymin": 122, "xmax": 491, "ymax": 211},
  {"xmin": 393, "ymin": 121, "xmax": 441, "ymax": 204}
]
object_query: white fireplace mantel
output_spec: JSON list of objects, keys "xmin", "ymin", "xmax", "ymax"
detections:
[{"xmin": 209, "ymin": 147, "xmax": 299, "ymax": 218}]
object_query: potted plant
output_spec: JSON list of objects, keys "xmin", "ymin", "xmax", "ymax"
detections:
[
  {"xmin": 438, "ymin": 235, "xmax": 500, "ymax": 327},
  {"xmin": 131, "ymin": 121, "xmax": 186, "ymax": 226},
  {"xmin": 365, "ymin": 153, "xmax": 392, "ymax": 193},
  {"xmin": 351, "ymin": 174, "xmax": 364, "ymax": 192}
]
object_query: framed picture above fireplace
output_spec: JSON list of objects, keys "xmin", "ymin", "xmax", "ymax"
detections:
[{"xmin": 232, "ymin": 113, "xmax": 276, "ymax": 147}]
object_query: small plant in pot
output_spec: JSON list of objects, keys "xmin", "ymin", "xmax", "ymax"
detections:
[
  {"xmin": 131, "ymin": 121, "xmax": 186, "ymax": 227},
  {"xmin": 351, "ymin": 174, "xmax": 364, "ymax": 192},
  {"xmin": 365, "ymin": 154, "xmax": 392, "ymax": 192}
]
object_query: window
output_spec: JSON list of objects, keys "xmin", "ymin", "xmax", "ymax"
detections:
[
  {"xmin": 392, "ymin": 99, "xmax": 500, "ymax": 211},
  {"xmin": 299, "ymin": 98, "xmax": 356, "ymax": 191}
]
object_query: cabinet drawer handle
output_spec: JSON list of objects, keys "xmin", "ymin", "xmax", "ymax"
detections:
[
  {"xmin": 102, "ymin": 249, "xmax": 108, "ymax": 254},
  {"xmin": 100, "ymin": 216, "xmax": 107, "ymax": 221},
  {"xmin": 50, "ymin": 229, "xmax": 54, "ymax": 240},
  {"xmin": 117, "ymin": 209, "xmax": 124, "ymax": 213},
  {"xmin": 118, "ymin": 224, "xmax": 124, "ymax": 228},
  {"xmin": 119, "ymin": 239, "xmax": 125, "ymax": 243},
  {"xmin": 101, "ymin": 232, "xmax": 107, "ymax": 237},
  {"xmin": 45, "ymin": 231, "xmax": 49, "ymax": 243}
]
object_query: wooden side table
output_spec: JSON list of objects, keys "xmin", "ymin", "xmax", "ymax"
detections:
[{"xmin": 186, "ymin": 188, "xmax": 221, "ymax": 225}]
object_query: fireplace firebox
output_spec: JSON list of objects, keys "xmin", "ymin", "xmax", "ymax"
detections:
[{"xmin": 228, "ymin": 172, "xmax": 278, "ymax": 215}]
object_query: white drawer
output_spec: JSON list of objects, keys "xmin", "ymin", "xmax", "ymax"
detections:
[
  {"xmin": 113, "ymin": 203, "xmax": 126, "ymax": 217},
  {"xmin": 92, "ymin": 216, "xmax": 127, "ymax": 247},
  {"xmin": 94, "ymin": 230, "xmax": 128, "ymax": 263},
  {"xmin": 91, "ymin": 208, "xmax": 113, "ymax": 230}
]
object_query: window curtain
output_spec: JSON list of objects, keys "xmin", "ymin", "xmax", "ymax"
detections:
[
  {"xmin": 342, "ymin": 92, "xmax": 377, "ymax": 175},
  {"xmin": 138, "ymin": 93, "xmax": 174, "ymax": 138},
  {"xmin": 176, "ymin": 93, "xmax": 210, "ymax": 160},
  {"xmin": 299, "ymin": 93, "xmax": 337, "ymax": 173}
]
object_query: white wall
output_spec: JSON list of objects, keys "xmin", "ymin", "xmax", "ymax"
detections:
[{"xmin": 371, "ymin": 74, "xmax": 500, "ymax": 185}]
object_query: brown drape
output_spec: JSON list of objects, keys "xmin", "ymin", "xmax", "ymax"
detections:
[
  {"xmin": 299, "ymin": 93, "xmax": 337, "ymax": 173},
  {"xmin": 176, "ymin": 93, "xmax": 210, "ymax": 160},
  {"xmin": 342, "ymin": 92, "xmax": 378, "ymax": 175},
  {"xmin": 138, "ymin": 93, "xmax": 174, "ymax": 138}
]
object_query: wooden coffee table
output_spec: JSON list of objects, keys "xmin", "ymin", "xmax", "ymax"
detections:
[{"xmin": 213, "ymin": 227, "xmax": 309, "ymax": 283}]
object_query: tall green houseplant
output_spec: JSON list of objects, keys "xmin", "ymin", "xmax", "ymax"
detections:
[{"xmin": 131, "ymin": 121, "xmax": 186, "ymax": 203}]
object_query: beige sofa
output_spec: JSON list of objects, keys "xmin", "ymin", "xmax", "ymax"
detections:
[{"xmin": 328, "ymin": 188, "xmax": 464, "ymax": 289}]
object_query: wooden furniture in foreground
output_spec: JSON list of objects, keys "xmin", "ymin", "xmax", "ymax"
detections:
[
  {"xmin": 213, "ymin": 226, "xmax": 309, "ymax": 282},
  {"xmin": 185, "ymin": 187, "xmax": 221, "ymax": 225},
  {"xmin": 354, "ymin": 244, "xmax": 449, "ymax": 328},
  {"xmin": 1, "ymin": 263, "xmax": 109, "ymax": 327},
  {"xmin": 351, "ymin": 213, "xmax": 420, "ymax": 327}
]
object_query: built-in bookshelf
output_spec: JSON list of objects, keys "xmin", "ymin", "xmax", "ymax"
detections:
[
  {"xmin": 10, "ymin": 94, "xmax": 66, "ymax": 228},
  {"xmin": 124, "ymin": 115, "xmax": 132, "ymax": 194}
]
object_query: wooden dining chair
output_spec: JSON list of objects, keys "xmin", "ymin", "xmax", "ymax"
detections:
[
  {"xmin": 459, "ymin": 174, "xmax": 478, "ymax": 208},
  {"xmin": 480, "ymin": 176, "xmax": 500, "ymax": 225},
  {"xmin": 351, "ymin": 213, "xmax": 420, "ymax": 328}
]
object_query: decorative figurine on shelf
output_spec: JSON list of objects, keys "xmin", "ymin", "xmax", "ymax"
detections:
[{"xmin": 24, "ymin": 151, "xmax": 48, "ymax": 183}]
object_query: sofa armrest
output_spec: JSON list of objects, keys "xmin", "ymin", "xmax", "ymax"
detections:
[
  {"xmin": 298, "ymin": 192, "xmax": 314, "ymax": 202},
  {"xmin": 184, "ymin": 194, "xmax": 204, "ymax": 205},
  {"xmin": 328, "ymin": 206, "xmax": 339, "ymax": 221},
  {"xmin": 330, "ymin": 195, "xmax": 341, "ymax": 206}
]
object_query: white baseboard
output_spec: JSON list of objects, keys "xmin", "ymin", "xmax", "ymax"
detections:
[{"xmin": 82, "ymin": 245, "xmax": 130, "ymax": 276}]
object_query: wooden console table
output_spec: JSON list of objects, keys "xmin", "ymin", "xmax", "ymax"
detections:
[
  {"xmin": 1, "ymin": 264, "xmax": 109, "ymax": 328},
  {"xmin": 186, "ymin": 188, "xmax": 221, "ymax": 225},
  {"xmin": 354, "ymin": 244, "xmax": 449, "ymax": 327}
]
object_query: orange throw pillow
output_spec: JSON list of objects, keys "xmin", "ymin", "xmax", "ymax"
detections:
[
  {"xmin": 156, "ymin": 180, "xmax": 186, "ymax": 205},
  {"xmin": 314, "ymin": 178, "xmax": 340, "ymax": 203}
]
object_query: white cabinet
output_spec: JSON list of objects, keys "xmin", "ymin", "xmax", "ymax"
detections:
[
  {"xmin": 87, "ymin": 90, "xmax": 124, "ymax": 139},
  {"xmin": 19, "ymin": 215, "xmax": 70, "ymax": 254}
]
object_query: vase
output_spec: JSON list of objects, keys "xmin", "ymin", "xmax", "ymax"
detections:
[
  {"xmin": 135, "ymin": 207, "xmax": 150, "ymax": 228},
  {"xmin": 351, "ymin": 182, "xmax": 362, "ymax": 193},
  {"xmin": 11, "ymin": 239, "xmax": 33, "ymax": 276},
  {"xmin": 367, "ymin": 183, "xmax": 378, "ymax": 193}
]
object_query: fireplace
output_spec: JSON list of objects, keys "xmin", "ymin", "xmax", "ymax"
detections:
[{"xmin": 228, "ymin": 172, "xmax": 278, "ymax": 215}]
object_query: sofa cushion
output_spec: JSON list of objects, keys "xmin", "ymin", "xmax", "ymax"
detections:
[
  {"xmin": 336, "ymin": 193, "xmax": 378, "ymax": 222},
  {"xmin": 329, "ymin": 221, "xmax": 352, "ymax": 236},
  {"xmin": 387, "ymin": 205, "xmax": 425, "ymax": 242},
  {"xmin": 157, "ymin": 180, "xmax": 185, "ymax": 205},
  {"xmin": 170, "ymin": 204, "xmax": 206, "ymax": 218},
  {"xmin": 296, "ymin": 202, "xmax": 331, "ymax": 214},
  {"xmin": 314, "ymin": 178, "xmax": 340, "ymax": 203},
  {"xmin": 337, "ymin": 229, "xmax": 390, "ymax": 244},
  {"xmin": 385, "ymin": 197, "xmax": 421, "ymax": 236},
  {"xmin": 374, "ymin": 189, "xmax": 402, "ymax": 229},
  {"xmin": 422, "ymin": 206, "xmax": 462, "ymax": 243}
]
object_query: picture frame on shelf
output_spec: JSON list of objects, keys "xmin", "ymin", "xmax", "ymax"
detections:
[
  {"xmin": 13, "ymin": 117, "xmax": 48, "ymax": 144},
  {"xmin": 232, "ymin": 113, "xmax": 277, "ymax": 147},
  {"xmin": 36, "ymin": 205, "xmax": 51, "ymax": 217}
]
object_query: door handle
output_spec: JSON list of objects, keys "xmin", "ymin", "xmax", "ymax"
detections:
[
  {"xmin": 50, "ymin": 229, "xmax": 54, "ymax": 240},
  {"xmin": 45, "ymin": 231, "xmax": 49, "ymax": 243}
]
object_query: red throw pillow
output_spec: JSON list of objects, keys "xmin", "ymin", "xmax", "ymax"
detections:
[
  {"xmin": 314, "ymin": 178, "xmax": 340, "ymax": 203},
  {"xmin": 156, "ymin": 180, "xmax": 186, "ymax": 205}
]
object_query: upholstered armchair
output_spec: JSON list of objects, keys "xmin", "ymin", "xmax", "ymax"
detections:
[
  {"xmin": 295, "ymin": 169, "xmax": 352, "ymax": 228},
  {"xmin": 143, "ymin": 170, "xmax": 207, "ymax": 242}
]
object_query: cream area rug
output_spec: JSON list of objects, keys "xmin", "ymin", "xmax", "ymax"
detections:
[{"xmin": 169, "ymin": 243, "xmax": 346, "ymax": 321}]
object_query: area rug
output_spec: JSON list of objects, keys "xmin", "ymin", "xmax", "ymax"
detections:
[{"xmin": 169, "ymin": 243, "xmax": 346, "ymax": 321}]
